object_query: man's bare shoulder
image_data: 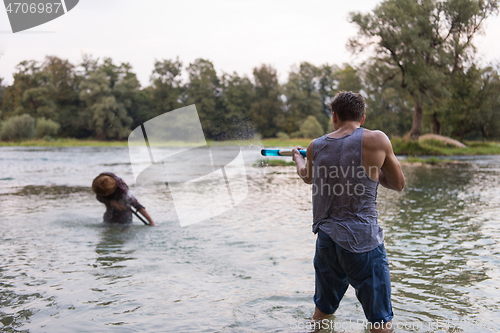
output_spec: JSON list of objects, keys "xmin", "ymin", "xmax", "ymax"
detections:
[{"xmin": 363, "ymin": 129, "xmax": 391, "ymax": 147}]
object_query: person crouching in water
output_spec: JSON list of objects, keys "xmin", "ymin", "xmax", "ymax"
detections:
[{"xmin": 92, "ymin": 172, "xmax": 155, "ymax": 226}]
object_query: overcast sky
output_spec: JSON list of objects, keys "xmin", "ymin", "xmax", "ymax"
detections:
[{"xmin": 1, "ymin": 0, "xmax": 499, "ymax": 87}]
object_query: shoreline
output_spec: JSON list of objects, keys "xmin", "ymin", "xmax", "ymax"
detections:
[
  {"xmin": 256, "ymin": 156, "xmax": 474, "ymax": 168},
  {"xmin": 2, "ymin": 138, "xmax": 500, "ymax": 157}
]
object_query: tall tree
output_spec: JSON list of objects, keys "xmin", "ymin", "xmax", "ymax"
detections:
[
  {"xmin": 220, "ymin": 72, "xmax": 256, "ymax": 139},
  {"xmin": 79, "ymin": 57, "xmax": 135, "ymax": 140},
  {"xmin": 440, "ymin": 65, "xmax": 500, "ymax": 140},
  {"xmin": 283, "ymin": 62, "xmax": 327, "ymax": 135},
  {"xmin": 349, "ymin": 0, "xmax": 499, "ymax": 139},
  {"xmin": 184, "ymin": 58, "xmax": 225, "ymax": 140},
  {"xmin": 150, "ymin": 58, "xmax": 183, "ymax": 118},
  {"xmin": 249, "ymin": 64, "xmax": 283, "ymax": 138},
  {"xmin": 0, "ymin": 77, "xmax": 5, "ymax": 119},
  {"xmin": 333, "ymin": 64, "xmax": 364, "ymax": 93},
  {"xmin": 318, "ymin": 64, "xmax": 338, "ymax": 114},
  {"xmin": 2, "ymin": 60, "xmax": 56, "ymax": 120},
  {"xmin": 42, "ymin": 56, "xmax": 84, "ymax": 137},
  {"xmin": 361, "ymin": 60, "xmax": 414, "ymax": 137},
  {"xmin": 474, "ymin": 66, "xmax": 500, "ymax": 139}
]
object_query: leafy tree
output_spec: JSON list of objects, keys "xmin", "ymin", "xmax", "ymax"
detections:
[
  {"xmin": 114, "ymin": 62, "xmax": 144, "ymax": 129},
  {"xmin": 440, "ymin": 65, "xmax": 500, "ymax": 140},
  {"xmin": 0, "ymin": 77, "xmax": 5, "ymax": 118},
  {"xmin": 42, "ymin": 56, "xmax": 85, "ymax": 137},
  {"xmin": 316, "ymin": 64, "xmax": 366, "ymax": 131},
  {"xmin": 150, "ymin": 58, "xmax": 183, "ymax": 118},
  {"xmin": 318, "ymin": 64, "xmax": 338, "ymax": 113},
  {"xmin": 184, "ymin": 58, "xmax": 226, "ymax": 140},
  {"xmin": 475, "ymin": 66, "xmax": 500, "ymax": 139},
  {"xmin": 362, "ymin": 61, "xmax": 414, "ymax": 137},
  {"xmin": 349, "ymin": 0, "xmax": 499, "ymax": 139},
  {"xmin": 334, "ymin": 64, "xmax": 364, "ymax": 93},
  {"xmin": 364, "ymin": 86, "xmax": 414, "ymax": 137},
  {"xmin": 79, "ymin": 57, "xmax": 135, "ymax": 140},
  {"xmin": 129, "ymin": 88, "xmax": 155, "ymax": 130},
  {"xmin": 283, "ymin": 62, "xmax": 327, "ymax": 134},
  {"xmin": 2, "ymin": 60, "xmax": 56, "ymax": 120},
  {"xmin": 220, "ymin": 72, "xmax": 257, "ymax": 139},
  {"xmin": 249, "ymin": 64, "xmax": 284, "ymax": 138},
  {"xmin": 299, "ymin": 115, "xmax": 325, "ymax": 138}
]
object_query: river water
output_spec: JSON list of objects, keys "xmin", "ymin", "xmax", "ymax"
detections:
[{"xmin": 1, "ymin": 147, "xmax": 499, "ymax": 333}]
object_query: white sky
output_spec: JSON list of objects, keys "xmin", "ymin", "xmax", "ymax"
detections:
[{"xmin": 0, "ymin": 0, "xmax": 499, "ymax": 87}]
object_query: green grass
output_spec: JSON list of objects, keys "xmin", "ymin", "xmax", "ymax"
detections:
[
  {"xmin": 391, "ymin": 137, "xmax": 500, "ymax": 156},
  {"xmin": 405, "ymin": 156, "xmax": 451, "ymax": 165},
  {"xmin": 253, "ymin": 158, "xmax": 296, "ymax": 167},
  {"xmin": 0, "ymin": 138, "xmax": 128, "ymax": 147},
  {"xmin": 259, "ymin": 138, "xmax": 313, "ymax": 148},
  {"xmin": 3, "ymin": 136, "xmax": 500, "ymax": 156},
  {"xmin": 0, "ymin": 137, "xmax": 314, "ymax": 148}
]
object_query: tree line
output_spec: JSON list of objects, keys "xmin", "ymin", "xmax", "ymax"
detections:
[
  {"xmin": 0, "ymin": 56, "xmax": 365, "ymax": 141},
  {"xmin": 0, "ymin": 0, "xmax": 499, "ymax": 142}
]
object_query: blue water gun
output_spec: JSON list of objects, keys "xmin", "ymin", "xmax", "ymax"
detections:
[{"xmin": 261, "ymin": 149, "xmax": 307, "ymax": 158}]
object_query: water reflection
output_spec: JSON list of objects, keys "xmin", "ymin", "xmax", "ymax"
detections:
[
  {"xmin": 94, "ymin": 226, "xmax": 136, "ymax": 271},
  {"xmin": 379, "ymin": 165, "xmax": 498, "ymax": 328},
  {"xmin": 0, "ymin": 288, "xmax": 40, "ymax": 332}
]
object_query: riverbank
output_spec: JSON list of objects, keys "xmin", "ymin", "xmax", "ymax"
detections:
[
  {"xmin": 0, "ymin": 138, "xmax": 128, "ymax": 147},
  {"xmin": 391, "ymin": 138, "xmax": 500, "ymax": 156},
  {"xmin": 256, "ymin": 156, "xmax": 472, "ymax": 168},
  {"xmin": 0, "ymin": 138, "xmax": 314, "ymax": 148},
  {"xmin": 2, "ymin": 137, "xmax": 500, "ymax": 156}
]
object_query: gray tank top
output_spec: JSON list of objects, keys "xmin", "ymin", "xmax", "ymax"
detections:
[{"xmin": 312, "ymin": 127, "xmax": 384, "ymax": 253}]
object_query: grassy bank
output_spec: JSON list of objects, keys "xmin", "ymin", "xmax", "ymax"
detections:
[
  {"xmin": 402, "ymin": 156, "xmax": 471, "ymax": 167},
  {"xmin": 391, "ymin": 138, "xmax": 500, "ymax": 156},
  {"xmin": 259, "ymin": 138, "xmax": 312, "ymax": 148},
  {"xmin": 257, "ymin": 156, "xmax": 472, "ymax": 167},
  {"xmin": 0, "ymin": 137, "xmax": 312, "ymax": 148},
  {"xmin": 2, "ymin": 137, "xmax": 500, "ymax": 156},
  {"xmin": 0, "ymin": 138, "xmax": 128, "ymax": 147},
  {"xmin": 253, "ymin": 158, "xmax": 296, "ymax": 167}
]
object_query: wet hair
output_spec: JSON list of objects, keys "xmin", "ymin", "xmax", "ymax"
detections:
[{"xmin": 329, "ymin": 91, "xmax": 365, "ymax": 122}]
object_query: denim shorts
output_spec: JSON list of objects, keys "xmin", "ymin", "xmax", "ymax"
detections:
[{"xmin": 314, "ymin": 229, "xmax": 393, "ymax": 323}]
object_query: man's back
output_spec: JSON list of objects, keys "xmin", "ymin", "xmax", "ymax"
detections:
[{"xmin": 312, "ymin": 127, "xmax": 383, "ymax": 253}]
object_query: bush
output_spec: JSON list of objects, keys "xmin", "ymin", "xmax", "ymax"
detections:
[
  {"xmin": 0, "ymin": 114, "xmax": 35, "ymax": 141},
  {"xmin": 36, "ymin": 118, "xmax": 60, "ymax": 139},
  {"xmin": 276, "ymin": 131, "xmax": 290, "ymax": 140},
  {"xmin": 299, "ymin": 115, "xmax": 324, "ymax": 138}
]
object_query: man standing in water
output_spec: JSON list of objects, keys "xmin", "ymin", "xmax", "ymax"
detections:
[
  {"xmin": 92, "ymin": 172, "xmax": 155, "ymax": 226},
  {"xmin": 292, "ymin": 91, "xmax": 405, "ymax": 332}
]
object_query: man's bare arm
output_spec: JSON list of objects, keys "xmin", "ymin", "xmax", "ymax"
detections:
[
  {"xmin": 138, "ymin": 208, "xmax": 155, "ymax": 226},
  {"xmin": 379, "ymin": 135, "xmax": 405, "ymax": 191},
  {"xmin": 293, "ymin": 140, "xmax": 315, "ymax": 184}
]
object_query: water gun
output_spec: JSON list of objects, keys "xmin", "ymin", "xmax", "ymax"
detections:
[{"xmin": 261, "ymin": 149, "xmax": 306, "ymax": 158}]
